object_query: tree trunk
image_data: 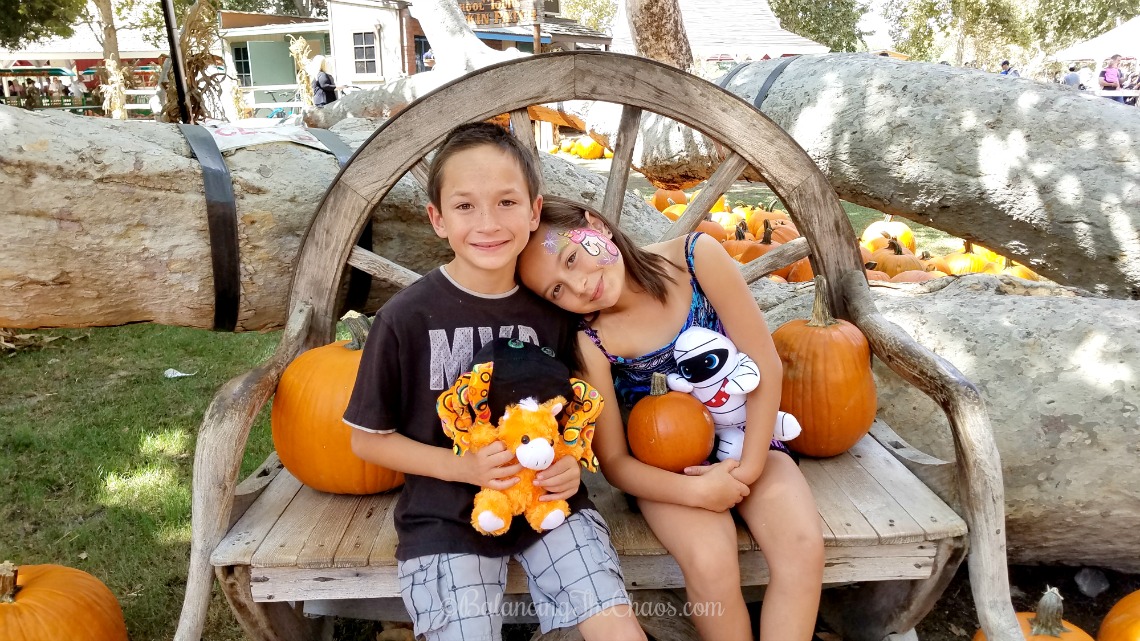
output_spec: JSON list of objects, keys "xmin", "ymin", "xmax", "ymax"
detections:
[
  {"xmin": 619, "ymin": 0, "xmax": 693, "ymax": 71},
  {"xmin": 761, "ymin": 275, "xmax": 1140, "ymax": 573},
  {"xmin": 91, "ymin": 0, "xmax": 120, "ymax": 64}
]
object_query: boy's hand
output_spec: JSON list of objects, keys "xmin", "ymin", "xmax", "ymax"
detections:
[
  {"xmin": 683, "ymin": 459, "xmax": 750, "ymax": 512},
  {"xmin": 535, "ymin": 455, "xmax": 582, "ymax": 502},
  {"xmin": 459, "ymin": 441, "xmax": 522, "ymax": 489}
]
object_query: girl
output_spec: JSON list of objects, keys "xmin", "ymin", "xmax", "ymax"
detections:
[{"xmin": 518, "ymin": 199, "xmax": 825, "ymax": 641}]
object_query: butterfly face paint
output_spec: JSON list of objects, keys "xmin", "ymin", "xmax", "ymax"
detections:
[{"xmin": 543, "ymin": 228, "xmax": 620, "ymax": 265}]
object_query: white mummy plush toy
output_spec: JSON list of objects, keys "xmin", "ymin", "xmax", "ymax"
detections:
[{"xmin": 666, "ymin": 326, "xmax": 802, "ymax": 462}]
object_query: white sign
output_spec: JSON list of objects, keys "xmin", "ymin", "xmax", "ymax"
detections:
[{"xmin": 207, "ymin": 124, "xmax": 333, "ymax": 154}]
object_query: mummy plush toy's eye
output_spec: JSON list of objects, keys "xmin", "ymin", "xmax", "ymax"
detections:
[{"xmin": 703, "ymin": 354, "xmax": 720, "ymax": 369}]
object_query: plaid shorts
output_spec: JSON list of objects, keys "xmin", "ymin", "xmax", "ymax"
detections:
[{"xmin": 397, "ymin": 509, "xmax": 630, "ymax": 641}]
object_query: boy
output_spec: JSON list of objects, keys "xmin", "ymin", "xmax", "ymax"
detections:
[{"xmin": 344, "ymin": 122, "xmax": 645, "ymax": 641}]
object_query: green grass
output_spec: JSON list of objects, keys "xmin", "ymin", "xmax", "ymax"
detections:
[{"xmin": 0, "ymin": 324, "xmax": 280, "ymax": 640}]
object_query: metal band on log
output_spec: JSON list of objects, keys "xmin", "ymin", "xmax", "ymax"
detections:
[{"xmin": 178, "ymin": 124, "xmax": 240, "ymax": 332}]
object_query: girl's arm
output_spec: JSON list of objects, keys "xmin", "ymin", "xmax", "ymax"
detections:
[
  {"xmin": 576, "ymin": 332, "xmax": 750, "ymax": 511},
  {"xmin": 690, "ymin": 234, "xmax": 784, "ymax": 486}
]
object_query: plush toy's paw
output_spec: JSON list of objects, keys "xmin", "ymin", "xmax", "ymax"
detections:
[
  {"xmin": 713, "ymin": 427, "xmax": 746, "ymax": 462},
  {"xmin": 475, "ymin": 510, "xmax": 507, "ymax": 535},
  {"xmin": 774, "ymin": 411, "xmax": 802, "ymax": 441},
  {"xmin": 540, "ymin": 510, "xmax": 566, "ymax": 530},
  {"xmin": 666, "ymin": 372, "xmax": 694, "ymax": 393},
  {"xmin": 526, "ymin": 500, "xmax": 569, "ymax": 532}
]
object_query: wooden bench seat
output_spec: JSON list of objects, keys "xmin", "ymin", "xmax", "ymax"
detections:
[{"xmin": 212, "ymin": 427, "xmax": 965, "ymax": 612}]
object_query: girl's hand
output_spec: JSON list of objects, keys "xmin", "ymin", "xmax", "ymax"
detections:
[
  {"xmin": 535, "ymin": 455, "xmax": 582, "ymax": 502},
  {"xmin": 684, "ymin": 459, "xmax": 750, "ymax": 512},
  {"xmin": 458, "ymin": 441, "xmax": 522, "ymax": 489}
]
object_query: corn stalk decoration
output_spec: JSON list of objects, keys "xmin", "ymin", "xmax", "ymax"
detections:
[
  {"xmin": 101, "ymin": 58, "xmax": 127, "ymax": 120},
  {"xmin": 288, "ymin": 35, "xmax": 315, "ymax": 108},
  {"xmin": 161, "ymin": 0, "xmax": 229, "ymax": 123}
]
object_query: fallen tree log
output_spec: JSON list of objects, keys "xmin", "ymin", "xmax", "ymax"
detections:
[{"xmin": 760, "ymin": 274, "xmax": 1140, "ymax": 572}]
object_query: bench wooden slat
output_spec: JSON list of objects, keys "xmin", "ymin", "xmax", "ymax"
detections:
[
  {"xmin": 332, "ymin": 493, "xmax": 398, "ymax": 568},
  {"xmin": 821, "ymin": 450, "xmax": 926, "ymax": 545},
  {"xmin": 848, "ymin": 437, "xmax": 968, "ymax": 540},
  {"xmin": 211, "ymin": 469, "xmax": 303, "ymax": 566},
  {"xmin": 250, "ymin": 541, "xmax": 938, "ymax": 602},
  {"xmin": 799, "ymin": 459, "xmax": 880, "ymax": 546},
  {"xmin": 252, "ymin": 485, "xmax": 336, "ymax": 568},
  {"xmin": 366, "ymin": 492, "xmax": 402, "ymax": 567},
  {"xmin": 583, "ymin": 472, "xmax": 666, "ymax": 555},
  {"xmin": 297, "ymin": 495, "xmax": 365, "ymax": 569}
]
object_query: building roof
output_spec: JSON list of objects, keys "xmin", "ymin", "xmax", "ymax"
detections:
[
  {"xmin": 0, "ymin": 23, "xmax": 167, "ymax": 60},
  {"xmin": 474, "ymin": 17, "xmax": 610, "ymax": 46},
  {"xmin": 611, "ymin": 0, "xmax": 828, "ymax": 59}
]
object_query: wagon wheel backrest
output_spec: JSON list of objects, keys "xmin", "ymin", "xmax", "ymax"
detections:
[{"xmin": 287, "ymin": 51, "xmax": 864, "ymax": 349}]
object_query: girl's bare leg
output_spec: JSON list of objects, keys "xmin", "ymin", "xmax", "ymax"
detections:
[
  {"xmin": 736, "ymin": 452, "xmax": 825, "ymax": 641},
  {"xmin": 638, "ymin": 499, "xmax": 752, "ymax": 641}
]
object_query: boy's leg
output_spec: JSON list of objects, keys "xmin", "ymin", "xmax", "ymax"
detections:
[
  {"xmin": 397, "ymin": 552, "xmax": 509, "ymax": 641},
  {"xmin": 516, "ymin": 509, "xmax": 644, "ymax": 640}
]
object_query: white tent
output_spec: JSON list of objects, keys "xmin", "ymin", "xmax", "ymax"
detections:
[{"xmin": 1052, "ymin": 16, "xmax": 1140, "ymax": 61}]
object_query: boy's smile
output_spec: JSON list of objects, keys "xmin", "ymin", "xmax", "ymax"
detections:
[{"xmin": 427, "ymin": 144, "xmax": 541, "ymax": 294}]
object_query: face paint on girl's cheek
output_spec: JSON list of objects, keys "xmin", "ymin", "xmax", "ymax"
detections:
[{"xmin": 565, "ymin": 228, "xmax": 620, "ymax": 265}]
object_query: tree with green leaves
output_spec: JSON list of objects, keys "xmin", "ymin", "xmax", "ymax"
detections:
[
  {"xmin": 0, "ymin": 0, "xmax": 88, "ymax": 49},
  {"xmin": 769, "ymin": 0, "xmax": 872, "ymax": 52},
  {"xmin": 883, "ymin": 0, "xmax": 1032, "ymax": 63},
  {"xmin": 1030, "ymin": 0, "xmax": 1140, "ymax": 53},
  {"xmin": 562, "ymin": 0, "xmax": 619, "ymax": 32}
]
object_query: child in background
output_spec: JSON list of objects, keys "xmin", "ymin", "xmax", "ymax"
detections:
[
  {"xmin": 518, "ymin": 199, "xmax": 825, "ymax": 641},
  {"xmin": 343, "ymin": 123, "xmax": 644, "ymax": 641}
]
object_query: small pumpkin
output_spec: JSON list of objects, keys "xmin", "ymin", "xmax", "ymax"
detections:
[
  {"xmin": 652, "ymin": 188, "xmax": 688, "ymax": 212},
  {"xmin": 785, "ymin": 256, "xmax": 815, "ymax": 282},
  {"xmin": 861, "ymin": 216, "xmax": 916, "ymax": 253},
  {"xmin": 772, "ymin": 277, "xmax": 877, "ymax": 457},
  {"xmin": 696, "ymin": 220, "xmax": 727, "ymax": 242},
  {"xmin": 572, "ymin": 137, "xmax": 605, "ymax": 160},
  {"xmin": 721, "ymin": 222, "xmax": 757, "ymax": 259},
  {"xmin": 737, "ymin": 221, "xmax": 783, "ymax": 266},
  {"xmin": 890, "ymin": 269, "xmax": 936, "ymax": 283},
  {"xmin": 1098, "ymin": 589, "xmax": 1140, "ymax": 641},
  {"xmin": 272, "ymin": 312, "xmax": 405, "ymax": 495},
  {"xmin": 661, "ymin": 203, "xmax": 688, "ymax": 221},
  {"xmin": 0, "ymin": 561, "xmax": 129, "ymax": 641},
  {"xmin": 973, "ymin": 587, "xmax": 1093, "ymax": 641},
  {"xmin": 627, "ymin": 372, "xmax": 715, "ymax": 473},
  {"xmin": 767, "ymin": 219, "xmax": 801, "ymax": 244},
  {"xmin": 870, "ymin": 239, "xmax": 925, "ymax": 277}
]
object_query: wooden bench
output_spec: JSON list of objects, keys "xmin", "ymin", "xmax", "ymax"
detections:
[
  {"xmin": 173, "ymin": 51, "xmax": 1024, "ymax": 641},
  {"xmin": 209, "ymin": 424, "xmax": 966, "ymax": 640}
]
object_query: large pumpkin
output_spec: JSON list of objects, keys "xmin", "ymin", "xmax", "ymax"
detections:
[
  {"xmin": 973, "ymin": 587, "xmax": 1093, "ymax": 641},
  {"xmin": 870, "ymin": 239, "xmax": 925, "ymax": 277},
  {"xmin": 0, "ymin": 561, "xmax": 129, "ymax": 641},
  {"xmin": 1099, "ymin": 589, "xmax": 1140, "ymax": 641},
  {"xmin": 627, "ymin": 373, "xmax": 715, "ymax": 473},
  {"xmin": 771, "ymin": 277, "xmax": 877, "ymax": 457},
  {"xmin": 272, "ymin": 313, "xmax": 404, "ymax": 494},
  {"xmin": 861, "ymin": 216, "xmax": 916, "ymax": 253}
]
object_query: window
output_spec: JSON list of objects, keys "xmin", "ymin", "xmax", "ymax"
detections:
[
  {"xmin": 233, "ymin": 45, "xmax": 251, "ymax": 86},
  {"xmin": 414, "ymin": 35, "xmax": 430, "ymax": 74},
  {"xmin": 544, "ymin": 0, "xmax": 560, "ymax": 14},
  {"xmin": 353, "ymin": 32, "xmax": 377, "ymax": 74}
]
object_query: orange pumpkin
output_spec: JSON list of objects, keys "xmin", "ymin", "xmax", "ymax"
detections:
[
  {"xmin": 1003, "ymin": 263, "xmax": 1042, "ymax": 281},
  {"xmin": 627, "ymin": 372, "xmax": 715, "ymax": 473},
  {"xmin": 696, "ymin": 220, "xmax": 727, "ymax": 242},
  {"xmin": 865, "ymin": 269, "xmax": 891, "ymax": 281},
  {"xmin": 861, "ymin": 231, "xmax": 895, "ymax": 254},
  {"xmin": 747, "ymin": 207, "xmax": 791, "ymax": 237},
  {"xmin": 661, "ymin": 203, "xmax": 688, "ymax": 221},
  {"xmin": 973, "ymin": 587, "xmax": 1093, "ymax": 641},
  {"xmin": 721, "ymin": 222, "xmax": 757, "ymax": 259},
  {"xmin": 737, "ymin": 221, "xmax": 783, "ymax": 266},
  {"xmin": 861, "ymin": 216, "xmax": 916, "ymax": 253},
  {"xmin": 772, "ymin": 277, "xmax": 877, "ymax": 457},
  {"xmin": 767, "ymin": 220, "xmax": 801, "ymax": 244},
  {"xmin": 272, "ymin": 313, "xmax": 405, "ymax": 494},
  {"xmin": 0, "ymin": 562, "xmax": 128, "ymax": 641},
  {"xmin": 652, "ymin": 188, "xmax": 688, "ymax": 212},
  {"xmin": 870, "ymin": 239, "xmax": 925, "ymax": 277},
  {"xmin": 1099, "ymin": 589, "xmax": 1140, "ymax": 641},
  {"xmin": 785, "ymin": 257, "xmax": 815, "ymax": 282},
  {"xmin": 890, "ymin": 269, "xmax": 936, "ymax": 283}
]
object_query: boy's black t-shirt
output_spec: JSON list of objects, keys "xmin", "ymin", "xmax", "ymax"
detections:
[{"xmin": 343, "ymin": 267, "xmax": 593, "ymax": 561}]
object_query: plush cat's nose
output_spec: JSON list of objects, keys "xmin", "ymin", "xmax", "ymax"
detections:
[{"xmin": 521, "ymin": 435, "xmax": 530, "ymax": 444}]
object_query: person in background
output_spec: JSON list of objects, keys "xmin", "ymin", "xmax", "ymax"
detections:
[
  {"xmin": 309, "ymin": 55, "xmax": 340, "ymax": 107},
  {"xmin": 69, "ymin": 77, "xmax": 88, "ymax": 102},
  {"xmin": 6, "ymin": 80, "xmax": 23, "ymax": 98},
  {"xmin": 1063, "ymin": 66, "xmax": 1082, "ymax": 88},
  {"xmin": 23, "ymin": 79, "xmax": 41, "ymax": 110},
  {"xmin": 999, "ymin": 60, "xmax": 1020, "ymax": 77},
  {"xmin": 47, "ymin": 77, "xmax": 64, "ymax": 98},
  {"xmin": 1100, "ymin": 54, "xmax": 1126, "ymax": 103}
]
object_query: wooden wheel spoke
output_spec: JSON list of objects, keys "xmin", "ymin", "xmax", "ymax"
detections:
[
  {"xmin": 660, "ymin": 152, "xmax": 749, "ymax": 241},
  {"xmin": 347, "ymin": 247, "xmax": 421, "ymax": 289},
  {"xmin": 740, "ymin": 238, "xmax": 810, "ymax": 283},
  {"xmin": 408, "ymin": 159, "xmax": 430, "ymax": 191},
  {"xmin": 510, "ymin": 108, "xmax": 537, "ymax": 157},
  {"xmin": 601, "ymin": 105, "xmax": 643, "ymax": 224}
]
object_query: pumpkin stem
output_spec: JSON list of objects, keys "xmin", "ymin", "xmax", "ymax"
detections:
[
  {"xmin": 649, "ymin": 372, "xmax": 668, "ymax": 396},
  {"xmin": 887, "ymin": 238, "xmax": 905, "ymax": 256},
  {"xmin": 341, "ymin": 311, "xmax": 372, "ymax": 351},
  {"xmin": 0, "ymin": 561, "xmax": 17, "ymax": 602},
  {"xmin": 806, "ymin": 276, "xmax": 838, "ymax": 328},
  {"xmin": 761, "ymin": 219, "xmax": 775, "ymax": 245},
  {"xmin": 735, "ymin": 221, "xmax": 748, "ymax": 241},
  {"xmin": 1029, "ymin": 586, "xmax": 1072, "ymax": 637},
  {"xmin": 884, "ymin": 214, "xmax": 894, "ymax": 222}
]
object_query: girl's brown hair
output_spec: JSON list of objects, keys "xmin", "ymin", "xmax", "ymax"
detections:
[{"xmin": 538, "ymin": 196, "xmax": 678, "ymax": 302}]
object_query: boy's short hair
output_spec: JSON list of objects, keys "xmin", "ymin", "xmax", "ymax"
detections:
[{"xmin": 427, "ymin": 121, "xmax": 541, "ymax": 209}]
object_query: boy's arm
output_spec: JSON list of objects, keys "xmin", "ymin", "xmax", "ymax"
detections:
[{"xmin": 350, "ymin": 429, "xmax": 523, "ymax": 490}]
